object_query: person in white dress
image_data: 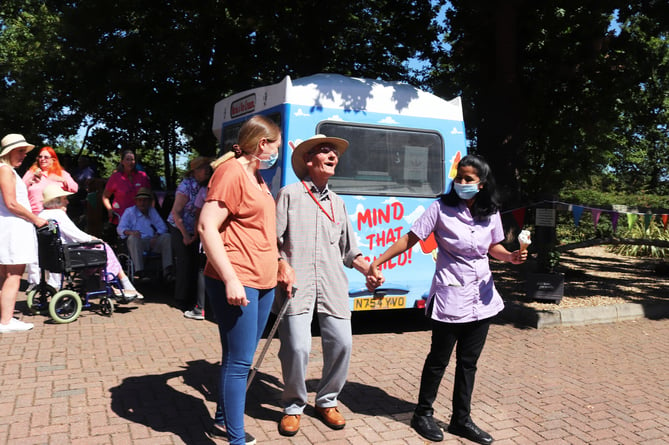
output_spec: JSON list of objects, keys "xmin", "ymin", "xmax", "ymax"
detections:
[{"xmin": 0, "ymin": 134, "xmax": 47, "ymax": 333}]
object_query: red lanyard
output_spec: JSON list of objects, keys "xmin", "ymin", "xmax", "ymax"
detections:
[{"xmin": 302, "ymin": 181, "xmax": 335, "ymax": 223}]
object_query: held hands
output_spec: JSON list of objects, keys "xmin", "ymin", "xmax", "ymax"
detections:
[{"xmin": 365, "ymin": 263, "xmax": 385, "ymax": 293}]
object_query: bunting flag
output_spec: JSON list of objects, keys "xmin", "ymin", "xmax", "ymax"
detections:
[
  {"xmin": 500, "ymin": 200, "xmax": 669, "ymax": 232},
  {"xmin": 644, "ymin": 213, "xmax": 652, "ymax": 230},
  {"xmin": 155, "ymin": 191, "xmax": 166, "ymax": 208},
  {"xmin": 591, "ymin": 209, "xmax": 602, "ymax": 230},
  {"xmin": 611, "ymin": 211, "xmax": 619, "ymax": 232},
  {"xmin": 572, "ymin": 205, "xmax": 584, "ymax": 227},
  {"xmin": 512, "ymin": 207, "xmax": 526, "ymax": 229}
]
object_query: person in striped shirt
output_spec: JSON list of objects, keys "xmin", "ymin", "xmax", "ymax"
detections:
[{"xmin": 275, "ymin": 134, "xmax": 384, "ymax": 437}]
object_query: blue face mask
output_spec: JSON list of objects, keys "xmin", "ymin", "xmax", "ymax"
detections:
[
  {"xmin": 453, "ymin": 182, "xmax": 480, "ymax": 200},
  {"xmin": 254, "ymin": 151, "xmax": 278, "ymax": 170}
]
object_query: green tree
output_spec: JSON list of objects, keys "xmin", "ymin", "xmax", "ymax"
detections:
[
  {"xmin": 2, "ymin": 0, "xmax": 441, "ymax": 188},
  {"xmin": 427, "ymin": 1, "xmax": 668, "ymax": 204},
  {"xmin": 607, "ymin": 1, "xmax": 669, "ymax": 195}
]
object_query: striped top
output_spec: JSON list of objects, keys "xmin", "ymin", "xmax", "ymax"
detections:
[{"xmin": 275, "ymin": 179, "xmax": 361, "ymax": 319}]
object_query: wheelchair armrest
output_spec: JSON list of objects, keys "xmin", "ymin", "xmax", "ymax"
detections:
[{"xmin": 75, "ymin": 241, "xmax": 105, "ymax": 249}]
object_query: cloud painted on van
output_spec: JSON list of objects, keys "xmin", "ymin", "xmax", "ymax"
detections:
[
  {"xmin": 450, "ymin": 127, "xmax": 463, "ymax": 134},
  {"xmin": 405, "ymin": 205, "xmax": 426, "ymax": 224},
  {"xmin": 328, "ymin": 114, "xmax": 344, "ymax": 121},
  {"xmin": 293, "ymin": 108, "xmax": 310, "ymax": 117},
  {"xmin": 379, "ymin": 116, "xmax": 398, "ymax": 124},
  {"xmin": 352, "ymin": 203, "xmax": 365, "ymax": 222}
]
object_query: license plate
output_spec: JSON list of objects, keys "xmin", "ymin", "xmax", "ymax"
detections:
[{"xmin": 353, "ymin": 295, "xmax": 406, "ymax": 311}]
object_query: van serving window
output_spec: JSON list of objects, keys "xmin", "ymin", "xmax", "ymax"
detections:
[{"xmin": 318, "ymin": 121, "xmax": 444, "ymax": 197}]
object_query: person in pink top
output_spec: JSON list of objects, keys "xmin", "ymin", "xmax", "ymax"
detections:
[
  {"xmin": 102, "ymin": 149, "xmax": 150, "ymax": 223},
  {"xmin": 368, "ymin": 155, "xmax": 527, "ymax": 445},
  {"xmin": 22, "ymin": 146, "xmax": 78, "ymax": 215}
]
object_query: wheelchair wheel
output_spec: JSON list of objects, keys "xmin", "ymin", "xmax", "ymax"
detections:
[
  {"xmin": 26, "ymin": 285, "xmax": 57, "ymax": 315},
  {"xmin": 118, "ymin": 253, "xmax": 134, "ymax": 283},
  {"xmin": 100, "ymin": 297, "xmax": 114, "ymax": 316},
  {"xmin": 49, "ymin": 290, "xmax": 83, "ymax": 323}
]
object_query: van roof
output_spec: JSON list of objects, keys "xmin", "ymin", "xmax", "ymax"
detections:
[{"xmin": 212, "ymin": 73, "xmax": 463, "ymax": 141}]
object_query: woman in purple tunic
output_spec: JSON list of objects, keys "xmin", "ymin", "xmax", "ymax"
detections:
[{"xmin": 369, "ymin": 155, "xmax": 527, "ymax": 444}]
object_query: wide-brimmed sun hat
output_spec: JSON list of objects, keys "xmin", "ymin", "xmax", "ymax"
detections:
[
  {"xmin": 1, "ymin": 134, "xmax": 35, "ymax": 157},
  {"xmin": 42, "ymin": 184, "xmax": 73, "ymax": 204},
  {"xmin": 135, "ymin": 187, "xmax": 153, "ymax": 199},
  {"xmin": 291, "ymin": 134, "xmax": 349, "ymax": 180}
]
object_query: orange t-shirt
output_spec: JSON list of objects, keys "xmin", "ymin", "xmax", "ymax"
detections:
[{"xmin": 203, "ymin": 159, "xmax": 278, "ymax": 289}]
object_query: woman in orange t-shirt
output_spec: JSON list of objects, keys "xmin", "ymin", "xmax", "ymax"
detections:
[{"xmin": 198, "ymin": 115, "xmax": 287, "ymax": 445}]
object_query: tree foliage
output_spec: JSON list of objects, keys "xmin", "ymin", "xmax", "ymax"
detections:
[
  {"xmin": 1, "ymin": 1, "xmax": 667, "ymax": 200},
  {"xmin": 429, "ymin": 0, "xmax": 669, "ymax": 203},
  {"xmin": 1, "ymin": 0, "xmax": 439, "ymax": 187}
]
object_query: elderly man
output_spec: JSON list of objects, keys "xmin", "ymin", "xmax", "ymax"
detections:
[
  {"xmin": 275, "ymin": 135, "xmax": 383, "ymax": 437},
  {"xmin": 117, "ymin": 187, "xmax": 174, "ymax": 282}
]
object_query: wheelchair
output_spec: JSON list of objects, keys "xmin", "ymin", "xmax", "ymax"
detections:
[{"xmin": 26, "ymin": 220, "xmax": 134, "ymax": 324}]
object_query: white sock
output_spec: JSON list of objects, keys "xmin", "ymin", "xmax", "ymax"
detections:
[{"xmin": 120, "ymin": 276, "xmax": 136, "ymax": 292}]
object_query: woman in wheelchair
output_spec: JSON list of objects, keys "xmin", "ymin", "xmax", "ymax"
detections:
[{"xmin": 39, "ymin": 184, "xmax": 143, "ymax": 300}]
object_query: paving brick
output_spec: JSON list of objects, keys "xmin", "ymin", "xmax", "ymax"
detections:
[{"xmin": 2, "ymin": 290, "xmax": 668, "ymax": 444}]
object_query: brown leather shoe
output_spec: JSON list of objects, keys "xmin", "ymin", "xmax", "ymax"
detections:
[
  {"xmin": 278, "ymin": 414, "xmax": 300, "ymax": 436},
  {"xmin": 315, "ymin": 406, "xmax": 346, "ymax": 430}
]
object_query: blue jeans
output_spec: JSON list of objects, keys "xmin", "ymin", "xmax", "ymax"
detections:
[{"xmin": 205, "ymin": 277, "xmax": 275, "ymax": 445}]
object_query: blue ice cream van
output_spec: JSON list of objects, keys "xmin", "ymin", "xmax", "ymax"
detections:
[{"xmin": 212, "ymin": 73, "xmax": 466, "ymax": 311}]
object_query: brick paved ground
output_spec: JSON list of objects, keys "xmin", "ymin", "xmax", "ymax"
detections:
[{"xmin": 1, "ymin": 289, "xmax": 667, "ymax": 445}]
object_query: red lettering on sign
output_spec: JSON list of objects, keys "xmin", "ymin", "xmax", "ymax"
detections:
[
  {"xmin": 230, "ymin": 94, "xmax": 256, "ymax": 118},
  {"xmin": 357, "ymin": 202, "xmax": 405, "ymax": 230}
]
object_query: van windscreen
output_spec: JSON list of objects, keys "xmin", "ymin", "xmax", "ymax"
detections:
[{"xmin": 318, "ymin": 122, "xmax": 444, "ymax": 197}]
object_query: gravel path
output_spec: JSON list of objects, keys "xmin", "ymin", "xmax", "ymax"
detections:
[{"xmin": 492, "ymin": 245, "xmax": 668, "ymax": 310}]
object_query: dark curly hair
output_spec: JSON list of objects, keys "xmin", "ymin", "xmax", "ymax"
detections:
[{"xmin": 440, "ymin": 154, "xmax": 500, "ymax": 219}]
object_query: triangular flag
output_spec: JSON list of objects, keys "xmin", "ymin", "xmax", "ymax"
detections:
[
  {"xmin": 591, "ymin": 209, "xmax": 602, "ymax": 230},
  {"xmin": 610, "ymin": 211, "xmax": 619, "ymax": 232},
  {"xmin": 512, "ymin": 208, "xmax": 526, "ymax": 229},
  {"xmin": 644, "ymin": 213, "xmax": 652, "ymax": 230},
  {"xmin": 572, "ymin": 205, "xmax": 584, "ymax": 227},
  {"xmin": 627, "ymin": 213, "xmax": 638, "ymax": 230},
  {"xmin": 662, "ymin": 214, "xmax": 668, "ymax": 229}
]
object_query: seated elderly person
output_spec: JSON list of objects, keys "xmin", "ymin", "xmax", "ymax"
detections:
[
  {"xmin": 38, "ymin": 184, "xmax": 142, "ymax": 300},
  {"xmin": 116, "ymin": 187, "xmax": 174, "ymax": 281}
]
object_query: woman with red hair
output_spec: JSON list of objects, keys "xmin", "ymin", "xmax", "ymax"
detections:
[{"xmin": 22, "ymin": 146, "xmax": 78, "ymax": 214}]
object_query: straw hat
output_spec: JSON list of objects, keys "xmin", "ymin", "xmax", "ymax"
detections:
[
  {"xmin": 291, "ymin": 134, "xmax": 349, "ymax": 180},
  {"xmin": 1, "ymin": 134, "xmax": 35, "ymax": 157},
  {"xmin": 42, "ymin": 184, "xmax": 73, "ymax": 204},
  {"xmin": 135, "ymin": 187, "xmax": 153, "ymax": 199}
]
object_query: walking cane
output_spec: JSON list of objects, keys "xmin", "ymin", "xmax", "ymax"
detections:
[{"xmin": 246, "ymin": 287, "xmax": 294, "ymax": 391}]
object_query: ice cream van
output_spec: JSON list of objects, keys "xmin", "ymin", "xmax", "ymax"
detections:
[{"xmin": 212, "ymin": 73, "xmax": 466, "ymax": 312}]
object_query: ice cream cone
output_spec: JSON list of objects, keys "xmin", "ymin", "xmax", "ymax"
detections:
[{"xmin": 518, "ymin": 230, "xmax": 532, "ymax": 253}]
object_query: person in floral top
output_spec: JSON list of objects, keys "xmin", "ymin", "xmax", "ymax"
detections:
[{"xmin": 168, "ymin": 156, "xmax": 213, "ymax": 309}]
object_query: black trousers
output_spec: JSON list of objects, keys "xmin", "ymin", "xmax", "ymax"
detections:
[
  {"xmin": 415, "ymin": 316, "xmax": 492, "ymax": 426},
  {"xmin": 169, "ymin": 225, "xmax": 199, "ymax": 303}
]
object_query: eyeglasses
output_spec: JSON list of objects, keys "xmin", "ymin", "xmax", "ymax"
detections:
[
  {"xmin": 38, "ymin": 155, "xmax": 52, "ymax": 159},
  {"xmin": 308, "ymin": 145, "xmax": 339, "ymax": 157}
]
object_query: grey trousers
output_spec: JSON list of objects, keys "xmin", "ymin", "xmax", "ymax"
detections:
[
  {"xmin": 126, "ymin": 233, "xmax": 173, "ymax": 272},
  {"xmin": 278, "ymin": 310, "xmax": 352, "ymax": 415}
]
